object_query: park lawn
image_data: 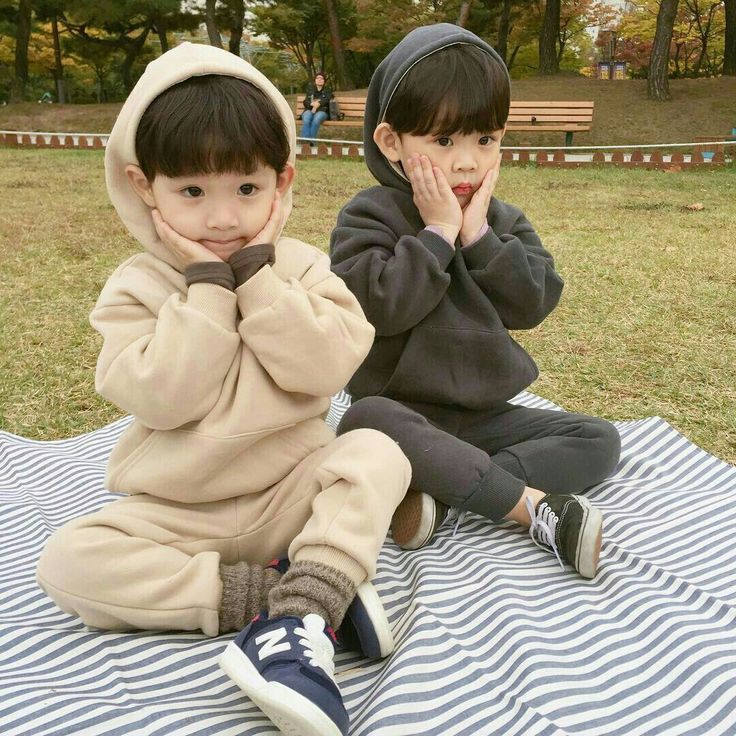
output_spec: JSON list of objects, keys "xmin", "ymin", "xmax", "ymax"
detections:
[
  {"xmin": 0, "ymin": 149, "xmax": 734, "ymax": 465},
  {"xmin": 2, "ymin": 75, "xmax": 735, "ymax": 148}
]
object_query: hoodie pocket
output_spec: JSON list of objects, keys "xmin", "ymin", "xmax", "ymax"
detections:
[{"xmin": 380, "ymin": 325, "xmax": 537, "ymax": 409}]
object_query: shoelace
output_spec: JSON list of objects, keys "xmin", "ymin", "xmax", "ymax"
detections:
[
  {"xmin": 445, "ymin": 507, "xmax": 467, "ymax": 537},
  {"xmin": 525, "ymin": 497, "xmax": 564, "ymax": 570},
  {"xmin": 294, "ymin": 613, "xmax": 336, "ymax": 682}
]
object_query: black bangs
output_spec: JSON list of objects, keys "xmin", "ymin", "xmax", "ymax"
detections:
[
  {"xmin": 384, "ymin": 44, "xmax": 510, "ymax": 136},
  {"xmin": 135, "ymin": 75, "xmax": 289, "ymax": 180}
]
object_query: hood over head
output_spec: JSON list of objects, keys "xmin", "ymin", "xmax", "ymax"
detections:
[
  {"xmin": 363, "ymin": 23, "xmax": 509, "ymax": 192},
  {"xmin": 105, "ymin": 42, "xmax": 297, "ymax": 269}
]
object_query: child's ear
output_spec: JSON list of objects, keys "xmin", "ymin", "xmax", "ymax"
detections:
[
  {"xmin": 276, "ymin": 163, "xmax": 295, "ymax": 194},
  {"xmin": 125, "ymin": 165, "xmax": 156, "ymax": 208},
  {"xmin": 373, "ymin": 123, "xmax": 402, "ymax": 162}
]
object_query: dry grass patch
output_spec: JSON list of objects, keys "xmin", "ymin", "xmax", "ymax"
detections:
[{"xmin": 1, "ymin": 150, "xmax": 734, "ymax": 465}]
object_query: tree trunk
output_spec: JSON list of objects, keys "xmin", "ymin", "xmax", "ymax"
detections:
[
  {"xmin": 11, "ymin": 0, "xmax": 32, "ymax": 102},
  {"xmin": 323, "ymin": 0, "xmax": 353, "ymax": 89},
  {"xmin": 724, "ymin": 0, "xmax": 736, "ymax": 75},
  {"xmin": 690, "ymin": 2, "xmax": 717, "ymax": 77},
  {"xmin": 457, "ymin": 1, "xmax": 473, "ymax": 27},
  {"xmin": 228, "ymin": 0, "xmax": 245, "ymax": 56},
  {"xmin": 121, "ymin": 26, "xmax": 152, "ymax": 94},
  {"xmin": 496, "ymin": 0, "xmax": 512, "ymax": 64},
  {"xmin": 51, "ymin": 15, "xmax": 67, "ymax": 104},
  {"xmin": 538, "ymin": 0, "xmax": 560, "ymax": 75},
  {"xmin": 648, "ymin": 0, "xmax": 679, "ymax": 100},
  {"xmin": 508, "ymin": 43, "xmax": 521, "ymax": 71},
  {"xmin": 155, "ymin": 15, "xmax": 169, "ymax": 53},
  {"xmin": 205, "ymin": 0, "xmax": 223, "ymax": 48}
]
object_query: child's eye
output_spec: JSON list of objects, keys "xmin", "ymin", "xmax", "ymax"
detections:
[
  {"xmin": 182, "ymin": 186, "xmax": 203, "ymax": 198},
  {"xmin": 436, "ymin": 137, "xmax": 453, "ymax": 147},
  {"xmin": 239, "ymin": 184, "xmax": 256, "ymax": 195},
  {"xmin": 479, "ymin": 136, "xmax": 493, "ymax": 145}
]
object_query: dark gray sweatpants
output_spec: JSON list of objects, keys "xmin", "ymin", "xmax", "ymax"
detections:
[{"xmin": 337, "ymin": 397, "xmax": 621, "ymax": 522}]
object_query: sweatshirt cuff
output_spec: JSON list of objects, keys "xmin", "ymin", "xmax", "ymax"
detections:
[
  {"xmin": 229, "ymin": 244, "xmax": 276, "ymax": 288},
  {"xmin": 461, "ymin": 221, "xmax": 490, "ymax": 248},
  {"xmin": 461, "ymin": 227, "xmax": 504, "ymax": 270},
  {"xmin": 236, "ymin": 263, "xmax": 288, "ymax": 317},
  {"xmin": 185, "ymin": 282, "xmax": 238, "ymax": 331},
  {"xmin": 418, "ymin": 228, "xmax": 455, "ymax": 270},
  {"xmin": 185, "ymin": 262, "xmax": 235, "ymax": 291}
]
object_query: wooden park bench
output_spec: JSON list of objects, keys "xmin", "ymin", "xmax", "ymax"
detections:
[
  {"xmin": 294, "ymin": 97, "xmax": 594, "ymax": 145},
  {"xmin": 506, "ymin": 101, "xmax": 594, "ymax": 145},
  {"xmin": 294, "ymin": 95, "xmax": 366, "ymax": 129}
]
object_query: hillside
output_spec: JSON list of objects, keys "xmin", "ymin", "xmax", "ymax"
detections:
[{"xmin": 1, "ymin": 76, "xmax": 734, "ymax": 147}]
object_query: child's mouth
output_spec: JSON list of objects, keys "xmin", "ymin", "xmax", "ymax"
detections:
[{"xmin": 452, "ymin": 184, "xmax": 473, "ymax": 196}]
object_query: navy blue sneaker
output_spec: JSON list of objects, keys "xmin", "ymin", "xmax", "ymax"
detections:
[
  {"xmin": 340, "ymin": 578, "xmax": 394, "ymax": 659},
  {"xmin": 266, "ymin": 559, "xmax": 394, "ymax": 659},
  {"xmin": 219, "ymin": 612, "xmax": 348, "ymax": 736}
]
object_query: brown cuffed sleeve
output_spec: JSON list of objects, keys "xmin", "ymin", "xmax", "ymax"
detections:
[
  {"xmin": 229, "ymin": 244, "xmax": 275, "ymax": 288},
  {"xmin": 184, "ymin": 262, "xmax": 236, "ymax": 291}
]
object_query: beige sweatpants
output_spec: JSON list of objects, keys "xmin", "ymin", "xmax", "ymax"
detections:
[{"xmin": 36, "ymin": 428, "xmax": 410, "ymax": 637}]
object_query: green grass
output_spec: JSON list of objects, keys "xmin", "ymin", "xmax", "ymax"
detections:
[
  {"xmin": 2, "ymin": 76, "xmax": 736, "ymax": 147},
  {"xmin": 1, "ymin": 149, "xmax": 734, "ymax": 465}
]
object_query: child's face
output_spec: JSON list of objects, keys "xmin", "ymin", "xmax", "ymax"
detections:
[
  {"xmin": 377, "ymin": 126, "xmax": 504, "ymax": 207},
  {"xmin": 141, "ymin": 164, "xmax": 291, "ymax": 261}
]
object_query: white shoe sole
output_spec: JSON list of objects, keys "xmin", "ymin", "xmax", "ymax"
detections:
[
  {"xmin": 574, "ymin": 497, "xmax": 603, "ymax": 579},
  {"xmin": 392, "ymin": 490, "xmax": 440, "ymax": 550},
  {"xmin": 353, "ymin": 580, "xmax": 395, "ymax": 658},
  {"xmin": 219, "ymin": 642, "xmax": 344, "ymax": 736}
]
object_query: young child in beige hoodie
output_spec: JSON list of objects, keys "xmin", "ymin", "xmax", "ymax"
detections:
[{"xmin": 36, "ymin": 42, "xmax": 411, "ymax": 736}]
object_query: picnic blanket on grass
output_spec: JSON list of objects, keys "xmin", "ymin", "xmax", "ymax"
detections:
[{"xmin": 2, "ymin": 391, "xmax": 736, "ymax": 736}]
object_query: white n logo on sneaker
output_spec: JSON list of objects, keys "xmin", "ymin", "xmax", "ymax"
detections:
[{"xmin": 255, "ymin": 627, "xmax": 291, "ymax": 660}]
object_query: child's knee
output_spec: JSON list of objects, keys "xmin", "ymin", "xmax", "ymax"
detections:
[
  {"xmin": 337, "ymin": 396, "xmax": 401, "ymax": 437},
  {"xmin": 590, "ymin": 418, "xmax": 621, "ymax": 476},
  {"xmin": 337, "ymin": 426, "xmax": 412, "ymax": 499},
  {"xmin": 36, "ymin": 518, "xmax": 111, "ymax": 606}
]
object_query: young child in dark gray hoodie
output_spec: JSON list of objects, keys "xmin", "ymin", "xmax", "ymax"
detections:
[{"xmin": 330, "ymin": 24, "xmax": 621, "ymax": 579}]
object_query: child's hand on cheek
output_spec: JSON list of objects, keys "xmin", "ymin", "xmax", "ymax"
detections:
[
  {"xmin": 244, "ymin": 192, "xmax": 283, "ymax": 248},
  {"xmin": 459, "ymin": 157, "xmax": 500, "ymax": 247},
  {"xmin": 407, "ymin": 154, "xmax": 462, "ymax": 246},
  {"xmin": 152, "ymin": 209, "xmax": 223, "ymax": 265}
]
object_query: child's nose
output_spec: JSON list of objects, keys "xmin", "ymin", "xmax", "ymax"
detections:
[
  {"xmin": 206, "ymin": 205, "xmax": 239, "ymax": 230},
  {"xmin": 453, "ymin": 153, "xmax": 477, "ymax": 172}
]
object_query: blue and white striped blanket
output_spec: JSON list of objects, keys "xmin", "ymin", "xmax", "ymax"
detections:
[{"xmin": 2, "ymin": 392, "xmax": 736, "ymax": 735}]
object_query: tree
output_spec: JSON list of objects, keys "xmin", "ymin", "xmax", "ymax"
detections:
[
  {"xmin": 457, "ymin": 0, "xmax": 473, "ymax": 26},
  {"xmin": 64, "ymin": 29, "xmax": 121, "ymax": 100},
  {"xmin": 538, "ymin": 0, "xmax": 560, "ymax": 73},
  {"xmin": 722, "ymin": 0, "xmax": 735, "ymax": 73},
  {"xmin": 648, "ymin": 0, "xmax": 679, "ymax": 100},
  {"xmin": 685, "ymin": 0, "xmax": 724, "ymax": 77},
  {"xmin": 205, "ymin": 0, "xmax": 222, "ymax": 47},
  {"xmin": 496, "ymin": 0, "xmax": 513, "ymax": 63},
  {"xmin": 323, "ymin": 0, "xmax": 353, "ymax": 88},
  {"xmin": 35, "ymin": 1, "xmax": 69, "ymax": 103},
  {"xmin": 61, "ymin": 1, "xmax": 197, "ymax": 92},
  {"xmin": 249, "ymin": 0, "xmax": 331, "ymax": 80},
  {"xmin": 11, "ymin": 0, "xmax": 32, "ymax": 101},
  {"xmin": 224, "ymin": 0, "xmax": 245, "ymax": 55},
  {"xmin": 558, "ymin": 0, "xmax": 616, "ymax": 63}
]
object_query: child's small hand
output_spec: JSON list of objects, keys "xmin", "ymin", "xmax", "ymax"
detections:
[
  {"xmin": 243, "ymin": 192, "xmax": 284, "ymax": 248},
  {"xmin": 459, "ymin": 157, "xmax": 500, "ymax": 246},
  {"xmin": 407, "ymin": 154, "xmax": 462, "ymax": 245},
  {"xmin": 152, "ymin": 209, "xmax": 223, "ymax": 265}
]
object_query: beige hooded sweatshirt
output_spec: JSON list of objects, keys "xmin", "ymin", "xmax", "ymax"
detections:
[{"xmin": 94, "ymin": 42, "xmax": 374, "ymax": 503}]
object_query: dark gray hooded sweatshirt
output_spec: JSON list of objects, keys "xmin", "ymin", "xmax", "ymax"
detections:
[{"xmin": 330, "ymin": 23, "xmax": 564, "ymax": 411}]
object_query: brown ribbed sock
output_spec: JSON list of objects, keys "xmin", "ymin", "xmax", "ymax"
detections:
[
  {"xmin": 267, "ymin": 560, "xmax": 357, "ymax": 630},
  {"xmin": 218, "ymin": 562, "xmax": 282, "ymax": 634}
]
